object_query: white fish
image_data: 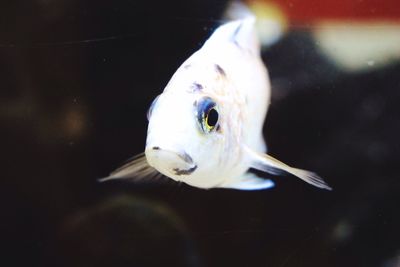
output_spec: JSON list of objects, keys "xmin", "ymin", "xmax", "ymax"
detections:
[{"xmin": 102, "ymin": 15, "xmax": 332, "ymax": 191}]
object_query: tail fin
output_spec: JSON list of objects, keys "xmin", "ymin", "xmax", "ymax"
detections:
[{"xmin": 224, "ymin": 1, "xmax": 255, "ymax": 21}]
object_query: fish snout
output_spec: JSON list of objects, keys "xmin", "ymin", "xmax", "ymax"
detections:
[{"xmin": 145, "ymin": 146, "xmax": 197, "ymax": 178}]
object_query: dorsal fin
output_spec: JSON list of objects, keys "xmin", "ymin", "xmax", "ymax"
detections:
[{"xmin": 204, "ymin": 17, "xmax": 260, "ymax": 54}]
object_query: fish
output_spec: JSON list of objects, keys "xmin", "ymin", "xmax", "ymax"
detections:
[{"xmin": 101, "ymin": 14, "xmax": 332, "ymax": 191}]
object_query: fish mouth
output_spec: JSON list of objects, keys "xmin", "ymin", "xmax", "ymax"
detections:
[
  {"xmin": 145, "ymin": 146, "xmax": 197, "ymax": 177},
  {"xmin": 172, "ymin": 165, "xmax": 197, "ymax": 176}
]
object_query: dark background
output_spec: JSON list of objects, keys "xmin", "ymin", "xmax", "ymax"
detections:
[{"xmin": 1, "ymin": 1, "xmax": 399, "ymax": 266}]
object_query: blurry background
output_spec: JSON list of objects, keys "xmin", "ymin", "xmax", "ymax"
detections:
[{"xmin": 1, "ymin": 0, "xmax": 400, "ymax": 266}]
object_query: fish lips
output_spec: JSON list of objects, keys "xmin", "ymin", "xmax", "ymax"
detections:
[{"xmin": 145, "ymin": 146, "xmax": 198, "ymax": 178}]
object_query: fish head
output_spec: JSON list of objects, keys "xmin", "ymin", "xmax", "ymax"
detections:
[{"xmin": 144, "ymin": 68, "xmax": 241, "ymax": 188}]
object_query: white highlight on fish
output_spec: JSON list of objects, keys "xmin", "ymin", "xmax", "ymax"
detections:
[{"xmin": 102, "ymin": 14, "xmax": 332, "ymax": 191}]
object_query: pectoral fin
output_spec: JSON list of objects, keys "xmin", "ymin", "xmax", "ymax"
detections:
[
  {"xmin": 219, "ymin": 172, "xmax": 275, "ymax": 190},
  {"xmin": 244, "ymin": 146, "xmax": 332, "ymax": 190},
  {"xmin": 99, "ymin": 152, "xmax": 162, "ymax": 182}
]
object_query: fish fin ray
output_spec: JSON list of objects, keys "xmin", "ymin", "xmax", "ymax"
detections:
[
  {"xmin": 244, "ymin": 146, "xmax": 332, "ymax": 190},
  {"xmin": 99, "ymin": 152, "xmax": 161, "ymax": 183}
]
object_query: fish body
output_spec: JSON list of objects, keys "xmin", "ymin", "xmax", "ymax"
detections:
[{"xmin": 103, "ymin": 16, "xmax": 331, "ymax": 191}]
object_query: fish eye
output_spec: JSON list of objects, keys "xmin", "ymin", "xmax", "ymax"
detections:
[
  {"xmin": 147, "ymin": 95, "xmax": 160, "ymax": 120},
  {"xmin": 197, "ymin": 97, "xmax": 219, "ymax": 133},
  {"xmin": 206, "ymin": 107, "xmax": 218, "ymax": 128}
]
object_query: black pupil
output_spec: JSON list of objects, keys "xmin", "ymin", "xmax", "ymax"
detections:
[{"xmin": 207, "ymin": 108, "xmax": 218, "ymax": 127}]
